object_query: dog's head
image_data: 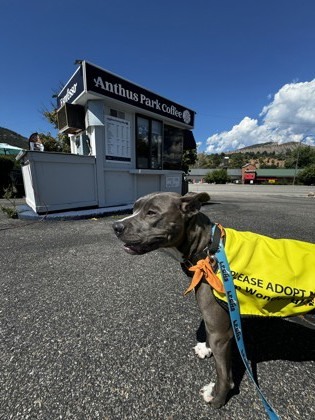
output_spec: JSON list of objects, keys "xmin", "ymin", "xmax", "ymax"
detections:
[{"xmin": 112, "ymin": 191, "xmax": 210, "ymax": 255}]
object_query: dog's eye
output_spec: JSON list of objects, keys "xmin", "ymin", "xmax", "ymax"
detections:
[{"xmin": 147, "ymin": 210, "xmax": 157, "ymax": 216}]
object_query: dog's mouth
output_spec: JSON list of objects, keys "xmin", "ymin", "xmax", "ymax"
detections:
[{"xmin": 123, "ymin": 241, "xmax": 160, "ymax": 255}]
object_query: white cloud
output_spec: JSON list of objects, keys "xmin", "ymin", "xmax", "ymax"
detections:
[{"xmin": 206, "ymin": 80, "xmax": 315, "ymax": 153}]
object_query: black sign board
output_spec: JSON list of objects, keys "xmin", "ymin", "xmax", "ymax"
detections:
[
  {"xmin": 57, "ymin": 66, "xmax": 84, "ymax": 109},
  {"xmin": 57, "ymin": 62, "xmax": 195, "ymax": 128}
]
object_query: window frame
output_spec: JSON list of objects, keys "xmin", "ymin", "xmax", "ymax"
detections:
[{"xmin": 135, "ymin": 114, "xmax": 163, "ymax": 170}]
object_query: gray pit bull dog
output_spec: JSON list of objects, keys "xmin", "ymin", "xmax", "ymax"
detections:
[{"xmin": 112, "ymin": 191, "xmax": 315, "ymax": 409}]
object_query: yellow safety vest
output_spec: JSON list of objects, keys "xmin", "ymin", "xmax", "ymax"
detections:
[{"xmin": 213, "ymin": 228, "xmax": 315, "ymax": 317}]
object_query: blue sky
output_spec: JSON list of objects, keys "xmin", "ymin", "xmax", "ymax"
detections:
[{"xmin": 2, "ymin": 0, "xmax": 315, "ymax": 152}]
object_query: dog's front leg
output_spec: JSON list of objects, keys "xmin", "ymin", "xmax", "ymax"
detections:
[{"xmin": 195, "ymin": 281, "xmax": 234, "ymax": 408}]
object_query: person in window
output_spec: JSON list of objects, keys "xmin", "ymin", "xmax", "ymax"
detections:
[{"xmin": 28, "ymin": 132, "xmax": 44, "ymax": 152}]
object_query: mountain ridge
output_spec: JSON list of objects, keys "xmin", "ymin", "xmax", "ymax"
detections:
[
  {"xmin": 227, "ymin": 141, "xmax": 315, "ymax": 155},
  {"xmin": 0, "ymin": 127, "xmax": 28, "ymax": 149}
]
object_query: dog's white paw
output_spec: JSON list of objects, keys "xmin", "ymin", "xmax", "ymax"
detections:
[
  {"xmin": 194, "ymin": 342, "xmax": 212, "ymax": 359},
  {"xmin": 200, "ymin": 382, "xmax": 215, "ymax": 403}
]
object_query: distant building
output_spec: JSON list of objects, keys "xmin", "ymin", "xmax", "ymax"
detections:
[
  {"xmin": 255, "ymin": 168, "xmax": 301, "ymax": 184},
  {"xmin": 242, "ymin": 164, "xmax": 300, "ymax": 184},
  {"xmin": 187, "ymin": 168, "xmax": 242, "ymax": 183},
  {"xmin": 188, "ymin": 165, "xmax": 301, "ymax": 184},
  {"xmin": 242, "ymin": 163, "xmax": 257, "ymax": 183}
]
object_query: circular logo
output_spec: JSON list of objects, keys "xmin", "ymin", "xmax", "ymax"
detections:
[{"xmin": 183, "ymin": 110, "xmax": 191, "ymax": 124}]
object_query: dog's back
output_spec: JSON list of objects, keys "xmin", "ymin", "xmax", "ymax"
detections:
[{"xmin": 212, "ymin": 228, "xmax": 315, "ymax": 317}]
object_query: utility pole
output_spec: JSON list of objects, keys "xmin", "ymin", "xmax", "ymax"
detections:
[{"xmin": 292, "ymin": 143, "xmax": 301, "ymax": 186}]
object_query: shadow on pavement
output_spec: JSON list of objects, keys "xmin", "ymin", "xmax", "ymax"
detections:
[{"xmin": 196, "ymin": 317, "xmax": 315, "ymax": 401}]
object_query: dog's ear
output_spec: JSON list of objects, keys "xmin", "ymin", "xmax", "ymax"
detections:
[{"xmin": 180, "ymin": 192, "xmax": 210, "ymax": 217}]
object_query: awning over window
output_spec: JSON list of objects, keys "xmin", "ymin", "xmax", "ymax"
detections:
[{"xmin": 183, "ymin": 130, "xmax": 196, "ymax": 150}]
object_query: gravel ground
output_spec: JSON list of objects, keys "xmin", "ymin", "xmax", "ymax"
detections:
[{"xmin": 0, "ymin": 186, "xmax": 314, "ymax": 420}]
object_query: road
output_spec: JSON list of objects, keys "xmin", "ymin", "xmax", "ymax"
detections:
[{"xmin": 0, "ymin": 186, "xmax": 314, "ymax": 419}]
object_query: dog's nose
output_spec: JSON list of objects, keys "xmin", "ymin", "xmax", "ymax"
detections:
[{"xmin": 113, "ymin": 221, "xmax": 125, "ymax": 236}]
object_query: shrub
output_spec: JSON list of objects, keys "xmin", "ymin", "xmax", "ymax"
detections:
[
  {"xmin": 0, "ymin": 156, "xmax": 24, "ymax": 197},
  {"xmin": 0, "ymin": 187, "xmax": 18, "ymax": 218},
  {"xmin": 0, "ymin": 156, "xmax": 15, "ymax": 197}
]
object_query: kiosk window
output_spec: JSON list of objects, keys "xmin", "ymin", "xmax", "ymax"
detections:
[
  {"xmin": 163, "ymin": 125, "xmax": 184, "ymax": 170},
  {"xmin": 136, "ymin": 115, "xmax": 162, "ymax": 169},
  {"xmin": 110, "ymin": 108, "xmax": 125, "ymax": 119}
]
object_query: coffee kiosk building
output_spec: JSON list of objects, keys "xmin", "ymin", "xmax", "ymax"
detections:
[{"xmin": 21, "ymin": 61, "xmax": 196, "ymax": 214}]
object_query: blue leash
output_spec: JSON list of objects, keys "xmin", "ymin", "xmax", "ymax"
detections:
[{"xmin": 213, "ymin": 226, "xmax": 280, "ymax": 420}]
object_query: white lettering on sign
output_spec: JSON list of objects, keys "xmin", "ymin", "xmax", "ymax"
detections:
[
  {"xmin": 94, "ymin": 77, "xmax": 139, "ymax": 102},
  {"xmin": 162, "ymin": 103, "xmax": 182, "ymax": 118},
  {"xmin": 139, "ymin": 94, "xmax": 162, "ymax": 110},
  {"xmin": 93, "ymin": 76, "xmax": 192, "ymax": 124},
  {"xmin": 60, "ymin": 83, "xmax": 78, "ymax": 106}
]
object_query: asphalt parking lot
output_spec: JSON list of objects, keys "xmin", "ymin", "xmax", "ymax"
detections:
[{"xmin": 0, "ymin": 185, "xmax": 314, "ymax": 420}]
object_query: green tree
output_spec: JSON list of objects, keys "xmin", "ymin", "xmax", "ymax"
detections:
[
  {"xmin": 193, "ymin": 153, "xmax": 226, "ymax": 168},
  {"xmin": 43, "ymin": 102, "xmax": 70, "ymax": 153},
  {"xmin": 285, "ymin": 146, "xmax": 315, "ymax": 168},
  {"xmin": 211, "ymin": 153, "xmax": 223, "ymax": 167},
  {"xmin": 297, "ymin": 164, "xmax": 315, "ymax": 185},
  {"xmin": 40, "ymin": 133, "xmax": 61, "ymax": 152},
  {"xmin": 193, "ymin": 153, "xmax": 212, "ymax": 168},
  {"xmin": 43, "ymin": 107, "xmax": 58, "ymax": 127},
  {"xmin": 229, "ymin": 153, "xmax": 246, "ymax": 168},
  {"xmin": 181, "ymin": 149, "xmax": 197, "ymax": 174},
  {"xmin": 38, "ymin": 132, "xmax": 70, "ymax": 153},
  {"xmin": 204, "ymin": 169, "xmax": 230, "ymax": 184}
]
